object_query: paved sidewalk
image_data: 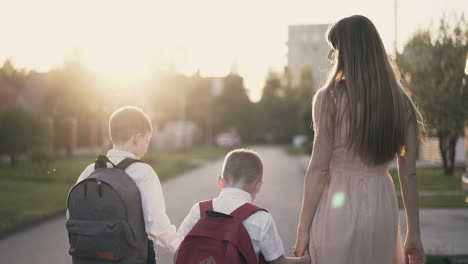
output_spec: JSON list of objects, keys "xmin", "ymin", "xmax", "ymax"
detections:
[{"xmin": 399, "ymin": 209, "xmax": 468, "ymax": 255}]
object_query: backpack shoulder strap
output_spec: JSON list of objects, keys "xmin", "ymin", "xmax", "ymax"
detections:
[
  {"xmin": 115, "ymin": 158, "xmax": 144, "ymax": 171},
  {"xmin": 230, "ymin": 203, "xmax": 267, "ymax": 222},
  {"xmin": 94, "ymin": 155, "xmax": 115, "ymax": 169},
  {"xmin": 199, "ymin": 200, "xmax": 213, "ymax": 218},
  {"xmin": 231, "ymin": 203, "xmax": 267, "ymax": 263},
  {"xmin": 259, "ymin": 254, "xmax": 269, "ymax": 264}
]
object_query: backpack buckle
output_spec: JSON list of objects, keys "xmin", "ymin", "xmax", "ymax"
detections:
[{"xmin": 97, "ymin": 180, "xmax": 102, "ymax": 198}]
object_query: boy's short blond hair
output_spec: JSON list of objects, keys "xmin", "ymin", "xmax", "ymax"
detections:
[
  {"xmin": 221, "ymin": 149, "xmax": 263, "ymax": 186},
  {"xmin": 109, "ymin": 106, "xmax": 153, "ymax": 144}
]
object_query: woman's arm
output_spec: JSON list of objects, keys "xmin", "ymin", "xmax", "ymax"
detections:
[
  {"xmin": 397, "ymin": 117, "xmax": 425, "ymax": 263},
  {"xmin": 294, "ymin": 89, "xmax": 333, "ymax": 256},
  {"xmin": 397, "ymin": 118, "xmax": 420, "ymax": 237},
  {"xmin": 294, "ymin": 151, "xmax": 331, "ymax": 256}
]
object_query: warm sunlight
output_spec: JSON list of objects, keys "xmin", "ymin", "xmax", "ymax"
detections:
[
  {"xmin": 1, "ymin": 0, "xmax": 466, "ymax": 101},
  {"xmin": 0, "ymin": 1, "xmax": 467, "ymax": 263}
]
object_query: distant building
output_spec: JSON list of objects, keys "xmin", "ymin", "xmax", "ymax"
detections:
[
  {"xmin": 152, "ymin": 121, "xmax": 201, "ymax": 151},
  {"xmin": 0, "ymin": 71, "xmax": 49, "ymax": 112},
  {"xmin": 287, "ymin": 24, "xmax": 331, "ymax": 89},
  {"xmin": 17, "ymin": 71, "xmax": 49, "ymax": 112},
  {"xmin": 0, "ymin": 77, "xmax": 18, "ymax": 110},
  {"xmin": 0, "ymin": 70, "xmax": 108, "ymax": 156}
]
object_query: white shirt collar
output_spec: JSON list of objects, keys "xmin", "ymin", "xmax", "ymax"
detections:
[
  {"xmin": 218, "ymin": 187, "xmax": 253, "ymax": 203},
  {"xmin": 106, "ymin": 148, "xmax": 138, "ymax": 159}
]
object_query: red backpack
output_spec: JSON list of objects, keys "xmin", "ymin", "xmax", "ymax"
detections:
[{"xmin": 176, "ymin": 200, "xmax": 270, "ymax": 264}]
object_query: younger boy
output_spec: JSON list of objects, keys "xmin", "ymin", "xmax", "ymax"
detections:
[
  {"xmin": 177, "ymin": 149, "xmax": 310, "ymax": 264},
  {"xmin": 70, "ymin": 106, "xmax": 180, "ymax": 262}
]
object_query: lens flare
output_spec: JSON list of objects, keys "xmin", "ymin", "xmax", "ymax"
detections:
[{"xmin": 331, "ymin": 192, "xmax": 346, "ymax": 208}]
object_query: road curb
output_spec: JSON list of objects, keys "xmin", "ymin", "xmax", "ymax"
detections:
[{"xmin": 0, "ymin": 209, "xmax": 66, "ymax": 240}]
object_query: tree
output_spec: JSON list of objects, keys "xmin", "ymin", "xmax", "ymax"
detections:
[
  {"xmin": 294, "ymin": 66, "xmax": 316, "ymax": 143},
  {"xmin": 213, "ymin": 73, "xmax": 253, "ymax": 142},
  {"xmin": 151, "ymin": 73, "xmax": 190, "ymax": 124},
  {"xmin": 42, "ymin": 61, "xmax": 108, "ymax": 155},
  {"xmin": 0, "ymin": 108, "xmax": 51, "ymax": 167},
  {"xmin": 43, "ymin": 61, "xmax": 106, "ymax": 118},
  {"xmin": 0, "ymin": 60, "xmax": 28, "ymax": 91},
  {"xmin": 399, "ymin": 15, "xmax": 468, "ymax": 175},
  {"xmin": 257, "ymin": 70, "xmax": 298, "ymax": 143},
  {"xmin": 150, "ymin": 72, "xmax": 256, "ymax": 144},
  {"xmin": 185, "ymin": 73, "xmax": 212, "ymax": 143}
]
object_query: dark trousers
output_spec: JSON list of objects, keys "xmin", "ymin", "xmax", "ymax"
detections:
[{"xmin": 147, "ymin": 240, "xmax": 157, "ymax": 264}]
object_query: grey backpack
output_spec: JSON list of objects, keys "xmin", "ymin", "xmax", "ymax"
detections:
[{"xmin": 66, "ymin": 155, "xmax": 148, "ymax": 264}]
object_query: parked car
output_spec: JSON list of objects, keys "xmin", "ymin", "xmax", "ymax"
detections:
[{"xmin": 216, "ymin": 130, "xmax": 241, "ymax": 147}]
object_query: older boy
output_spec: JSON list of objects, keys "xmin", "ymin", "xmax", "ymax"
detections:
[{"xmin": 68, "ymin": 106, "xmax": 180, "ymax": 263}]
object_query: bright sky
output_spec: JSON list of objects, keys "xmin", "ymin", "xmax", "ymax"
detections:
[{"xmin": 0, "ymin": 0, "xmax": 466, "ymax": 101}]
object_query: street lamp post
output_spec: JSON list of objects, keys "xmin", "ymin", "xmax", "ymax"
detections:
[
  {"xmin": 207, "ymin": 78, "xmax": 223, "ymax": 145},
  {"xmin": 394, "ymin": 0, "xmax": 398, "ymax": 59},
  {"xmin": 463, "ymin": 54, "xmax": 468, "ymax": 203}
]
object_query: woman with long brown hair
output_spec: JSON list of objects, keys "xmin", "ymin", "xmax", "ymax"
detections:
[{"xmin": 293, "ymin": 15, "xmax": 425, "ymax": 264}]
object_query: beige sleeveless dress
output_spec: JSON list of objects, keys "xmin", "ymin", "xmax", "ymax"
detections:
[{"xmin": 308, "ymin": 88, "xmax": 404, "ymax": 264}]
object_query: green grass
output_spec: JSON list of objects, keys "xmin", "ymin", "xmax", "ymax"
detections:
[
  {"xmin": 0, "ymin": 180, "xmax": 71, "ymax": 233},
  {"xmin": 390, "ymin": 167, "xmax": 465, "ymax": 192},
  {"xmin": 426, "ymin": 255, "xmax": 468, "ymax": 264},
  {"xmin": 288, "ymin": 145, "xmax": 311, "ymax": 156},
  {"xmin": 0, "ymin": 156, "xmax": 95, "ymax": 183},
  {"xmin": 426, "ymin": 256, "xmax": 448, "ymax": 264},
  {"xmin": 0, "ymin": 146, "xmax": 228, "ymax": 235},
  {"xmin": 389, "ymin": 167, "xmax": 468, "ymax": 208}
]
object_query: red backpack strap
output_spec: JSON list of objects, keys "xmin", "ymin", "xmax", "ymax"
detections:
[
  {"xmin": 230, "ymin": 203, "xmax": 267, "ymax": 222},
  {"xmin": 199, "ymin": 200, "xmax": 213, "ymax": 218},
  {"xmin": 230, "ymin": 203, "xmax": 269, "ymax": 263}
]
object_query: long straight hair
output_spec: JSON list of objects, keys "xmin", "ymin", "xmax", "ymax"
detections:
[{"xmin": 319, "ymin": 15, "xmax": 422, "ymax": 165}]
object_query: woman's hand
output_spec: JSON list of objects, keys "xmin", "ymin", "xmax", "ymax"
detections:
[
  {"xmin": 404, "ymin": 234, "xmax": 425, "ymax": 264},
  {"xmin": 293, "ymin": 225, "xmax": 310, "ymax": 257}
]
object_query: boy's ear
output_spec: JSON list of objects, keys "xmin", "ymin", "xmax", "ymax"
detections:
[
  {"xmin": 255, "ymin": 178, "xmax": 263, "ymax": 194},
  {"xmin": 217, "ymin": 176, "xmax": 225, "ymax": 189},
  {"xmin": 134, "ymin": 132, "xmax": 147, "ymax": 146},
  {"xmin": 131, "ymin": 134, "xmax": 139, "ymax": 145}
]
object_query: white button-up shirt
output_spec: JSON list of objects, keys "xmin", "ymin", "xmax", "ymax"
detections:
[
  {"xmin": 177, "ymin": 188, "xmax": 285, "ymax": 262},
  {"xmin": 70, "ymin": 148, "xmax": 181, "ymax": 253}
]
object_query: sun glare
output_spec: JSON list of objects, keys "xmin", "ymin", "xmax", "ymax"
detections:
[{"xmin": 1, "ymin": 0, "xmax": 466, "ymax": 100}]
